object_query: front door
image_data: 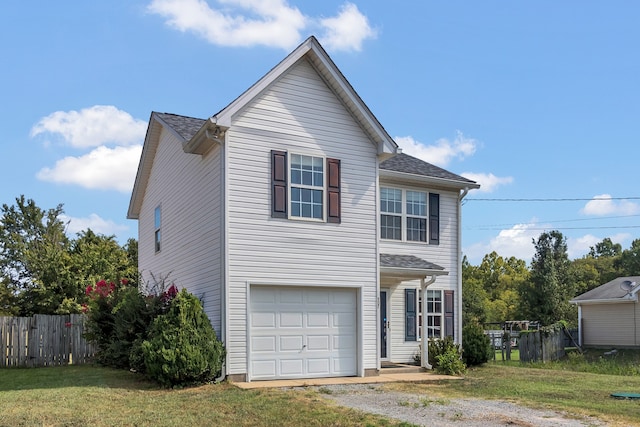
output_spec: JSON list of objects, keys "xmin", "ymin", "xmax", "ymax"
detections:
[{"xmin": 380, "ymin": 289, "xmax": 389, "ymax": 360}]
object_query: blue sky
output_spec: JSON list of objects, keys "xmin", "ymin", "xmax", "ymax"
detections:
[{"xmin": 2, "ymin": 1, "xmax": 639, "ymax": 265}]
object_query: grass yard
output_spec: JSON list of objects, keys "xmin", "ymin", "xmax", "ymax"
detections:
[
  {"xmin": 0, "ymin": 366, "xmax": 410, "ymax": 427},
  {"xmin": 389, "ymin": 356, "xmax": 640, "ymax": 426}
]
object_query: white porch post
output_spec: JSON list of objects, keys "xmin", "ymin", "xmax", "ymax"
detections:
[
  {"xmin": 421, "ymin": 275, "xmax": 437, "ymax": 369},
  {"xmin": 420, "ymin": 278, "xmax": 430, "ymax": 368}
]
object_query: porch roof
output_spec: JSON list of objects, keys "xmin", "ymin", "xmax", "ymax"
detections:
[{"xmin": 380, "ymin": 254, "xmax": 447, "ymax": 279}]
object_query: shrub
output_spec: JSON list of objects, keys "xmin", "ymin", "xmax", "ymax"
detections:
[
  {"xmin": 462, "ymin": 322, "xmax": 493, "ymax": 366},
  {"xmin": 435, "ymin": 347, "xmax": 466, "ymax": 375},
  {"xmin": 142, "ymin": 289, "xmax": 225, "ymax": 387},
  {"xmin": 84, "ymin": 278, "xmax": 177, "ymax": 370},
  {"xmin": 427, "ymin": 337, "xmax": 465, "ymax": 375}
]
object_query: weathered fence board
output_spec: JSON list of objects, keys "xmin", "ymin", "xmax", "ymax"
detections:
[
  {"xmin": 0, "ymin": 314, "xmax": 95, "ymax": 367},
  {"xmin": 519, "ymin": 328, "xmax": 566, "ymax": 363}
]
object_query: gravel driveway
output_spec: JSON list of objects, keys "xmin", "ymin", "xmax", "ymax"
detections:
[{"xmin": 299, "ymin": 384, "xmax": 607, "ymax": 427}]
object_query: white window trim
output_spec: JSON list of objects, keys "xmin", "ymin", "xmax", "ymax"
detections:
[
  {"xmin": 425, "ymin": 289, "xmax": 443, "ymax": 340},
  {"xmin": 154, "ymin": 205, "xmax": 161, "ymax": 253},
  {"xmin": 380, "ymin": 186, "xmax": 428, "ymax": 243},
  {"xmin": 288, "ymin": 153, "xmax": 326, "ymax": 222}
]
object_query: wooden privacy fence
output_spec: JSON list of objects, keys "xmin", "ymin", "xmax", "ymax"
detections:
[
  {"xmin": 519, "ymin": 327, "xmax": 566, "ymax": 363},
  {"xmin": 0, "ymin": 314, "xmax": 95, "ymax": 367}
]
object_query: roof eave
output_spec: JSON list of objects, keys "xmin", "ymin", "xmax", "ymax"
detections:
[
  {"xmin": 380, "ymin": 266, "xmax": 448, "ymax": 279},
  {"xmin": 570, "ymin": 296, "xmax": 638, "ymax": 305},
  {"xmin": 379, "ymin": 168, "xmax": 480, "ymax": 190},
  {"xmin": 127, "ymin": 113, "xmax": 163, "ymax": 219}
]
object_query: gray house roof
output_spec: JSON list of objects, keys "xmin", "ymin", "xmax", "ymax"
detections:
[
  {"xmin": 380, "ymin": 253, "xmax": 444, "ymax": 272},
  {"xmin": 153, "ymin": 114, "xmax": 479, "ymax": 190},
  {"xmin": 154, "ymin": 112, "xmax": 206, "ymax": 141},
  {"xmin": 379, "ymin": 153, "xmax": 477, "ymax": 186},
  {"xmin": 571, "ymin": 276, "xmax": 640, "ymax": 303}
]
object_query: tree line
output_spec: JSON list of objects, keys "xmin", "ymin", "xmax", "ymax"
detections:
[
  {"xmin": 0, "ymin": 196, "xmax": 137, "ymax": 316},
  {"xmin": 463, "ymin": 230, "xmax": 640, "ymax": 327}
]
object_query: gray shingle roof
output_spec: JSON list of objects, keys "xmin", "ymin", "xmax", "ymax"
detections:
[
  {"xmin": 572, "ymin": 276, "xmax": 640, "ymax": 302},
  {"xmin": 379, "ymin": 153, "xmax": 476, "ymax": 185},
  {"xmin": 154, "ymin": 112, "xmax": 206, "ymax": 141},
  {"xmin": 380, "ymin": 254, "xmax": 444, "ymax": 271}
]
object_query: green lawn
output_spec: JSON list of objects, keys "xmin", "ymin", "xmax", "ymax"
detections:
[
  {"xmin": 3, "ymin": 356, "xmax": 640, "ymax": 426},
  {"xmin": 0, "ymin": 366, "xmax": 410, "ymax": 427}
]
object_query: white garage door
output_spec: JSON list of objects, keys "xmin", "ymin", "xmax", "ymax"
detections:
[{"xmin": 250, "ymin": 286, "xmax": 357, "ymax": 380}]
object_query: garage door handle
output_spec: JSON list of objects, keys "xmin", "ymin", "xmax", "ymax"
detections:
[{"xmin": 302, "ymin": 345, "xmax": 306, "ymax": 350}]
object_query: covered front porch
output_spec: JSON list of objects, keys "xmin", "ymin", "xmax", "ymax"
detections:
[{"xmin": 379, "ymin": 254, "xmax": 449, "ymax": 369}]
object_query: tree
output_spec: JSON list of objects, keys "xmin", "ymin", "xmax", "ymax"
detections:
[
  {"xmin": 521, "ymin": 231, "xmax": 575, "ymax": 325},
  {"xmin": 615, "ymin": 238, "xmax": 640, "ymax": 277},
  {"xmin": 0, "ymin": 196, "xmax": 139, "ymax": 315},
  {"xmin": 0, "ymin": 196, "xmax": 71, "ymax": 315}
]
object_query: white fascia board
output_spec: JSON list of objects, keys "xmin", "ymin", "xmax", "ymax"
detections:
[
  {"xmin": 127, "ymin": 114, "xmax": 162, "ymax": 219},
  {"xmin": 380, "ymin": 267, "xmax": 448, "ymax": 280},
  {"xmin": 380, "ymin": 169, "xmax": 480, "ymax": 191},
  {"xmin": 570, "ymin": 296, "xmax": 637, "ymax": 305}
]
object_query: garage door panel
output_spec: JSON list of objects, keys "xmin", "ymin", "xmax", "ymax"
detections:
[
  {"xmin": 280, "ymin": 312, "xmax": 303, "ymax": 327},
  {"xmin": 252, "ymin": 312, "xmax": 276, "ymax": 327},
  {"xmin": 280, "ymin": 335, "xmax": 304, "ymax": 351},
  {"xmin": 307, "ymin": 335, "xmax": 330, "ymax": 351},
  {"xmin": 333, "ymin": 334, "xmax": 355, "ymax": 350},
  {"xmin": 252, "ymin": 360, "xmax": 276, "ymax": 378},
  {"xmin": 250, "ymin": 286, "xmax": 357, "ymax": 380},
  {"xmin": 307, "ymin": 312, "xmax": 330, "ymax": 327},
  {"xmin": 252, "ymin": 336, "xmax": 276, "ymax": 352},
  {"xmin": 280, "ymin": 359, "xmax": 304, "ymax": 376},
  {"xmin": 307, "ymin": 358, "xmax": 331, "ymax": 374},
  {"xmin": 333, "ymin": 312, "xmax": 355, "ymax": 327}
]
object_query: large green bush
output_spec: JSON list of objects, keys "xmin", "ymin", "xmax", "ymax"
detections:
[
  {"xmin": 462, "ymin": 321, "xmax": 493, "ymax": 366},
  {"xmin": 428, "ymin": 336, "xmax": 465, "ymax": 374},
  {"xmin": 142, "ymin": 289, "xmax": 225, "ymax": 387}
]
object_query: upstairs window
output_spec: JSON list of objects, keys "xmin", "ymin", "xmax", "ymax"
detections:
[
  {"xmin": 380, "ymin": 188, "xmax": 402, "ymax": 240},
  {"xmin": 290, "ymin": 154, "xmax": 324, "ymax": 220},
  {"xmin": 380, "ymin": 187, "xmax": 439, "ymax": 244},
  {"xmin": 154, "ymin": 205, "xmax": 161, "ymax": 253},
  {"xmin": 271, "ymin": 150, "xmax": 341, "ymax": 223}
]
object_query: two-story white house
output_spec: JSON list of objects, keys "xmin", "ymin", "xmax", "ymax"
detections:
[{"xmin": 127, "ymin": 36, "xmax": 479, "ymax": 382}]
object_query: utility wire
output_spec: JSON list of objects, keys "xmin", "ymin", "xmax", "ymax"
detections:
[{"xmin": 466, "ymin": 196, "xmax": 640, "ymax": 202}]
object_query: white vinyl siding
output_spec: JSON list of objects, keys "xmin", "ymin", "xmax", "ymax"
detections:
[
  {"xmin": 225, "ymin": 58, "xmax": 379, "ymax": 377},
  {"xmin": 137, "ymin": 127, "xmax": 224, "ymax": 336},
  {"xmin": 581, "ymin": 302, "xmax": 640, "ymax": 347}
]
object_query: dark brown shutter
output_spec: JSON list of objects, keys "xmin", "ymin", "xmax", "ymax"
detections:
[
  {"xmin": 271, "ymin": 150, "xmax": 287, "ymax": 218},
  {"xmin": 444, "ymin": 290, "xmax": 454, "ymax": 338},
  {"xmin": 326, "ymin": 158, "xmax": 341, "ymax": 223},
  {"xmin": 405, "ymin": 288, "xmax": 417, "ymax": 341},
  {"xmin": 429, "ymin": 193, "xmax": 440, "ymax": 245}
]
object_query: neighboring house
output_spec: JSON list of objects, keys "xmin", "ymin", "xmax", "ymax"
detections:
[
  {"xmin": 571, "ymin": 276, "xmax": 640, "ymax": 348},
  {"xmin": 127, "ymin": 36, "xmax": 479, "ymax": 382}
]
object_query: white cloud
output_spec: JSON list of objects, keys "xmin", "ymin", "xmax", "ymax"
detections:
[
  {"xmin": 30, "ymin": 105, "xmax": 147, "ymax": 148},
  {"xmin": 147, "ymin": 0, "xmax": 376, "ymax": 52},
  {"xmin": 148, "ymin": 0, "xmax": 306, "ymax": 50},
  {"xmin": 319, "ymin": 3, "xmax": 377, "ymax": 52},
  {"xmin": 464, "ymin": 222, "xmax": 542, "ymax": 263},
  {"xmin": 36, "ymin": 145, "xmax": 143, "ymax": 193},
  {"xmin": 567, "ymin": 232, "xmax": 632, "ymax": 259},
  {"xmin": 61, "ymin": 213, "xmax": 130, "ymax": 237},
  {"xmin": 581, "ymin": 194, "xmax": 640, "ymax": 216},
  {"xmin": 460, "ymin": 172, "xmax": 513, "ymax": 193},
  {"xmin": 395, "ymin": 131, "xmax": 477, "ymax": 168}
]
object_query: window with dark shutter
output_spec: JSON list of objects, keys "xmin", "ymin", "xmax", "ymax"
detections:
[
  {"xmin": 271, "ymin": 150, "xmax": 288, "ymax": 218},
  {"xmin": 405, "ymin": 288, "xmax": 417, "ymax": 341},
  {"xmin": 326, "ymin": 158, "xmax": 340, "ymax": 223},
  {"xmin": 429, "ymin": 193, "xmax": 440, "ymax": 245},
  {"xmin": 444, "ymin": 290, "xmax": 454, "ymax": 338}
]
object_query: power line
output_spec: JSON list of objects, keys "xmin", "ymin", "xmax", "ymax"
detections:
[
  {"xmin": 466, "ymin": 214, "xmax": 640, "ymax": 230},
  {"xmin": 468, "ymin": 225, "xmax": 640, "ymax": 231},
  {"xmin": 466, "ymin": 196, "xmax": 640, "ymax": 202}
]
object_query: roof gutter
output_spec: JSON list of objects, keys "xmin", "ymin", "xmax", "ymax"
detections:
[{"xmin": 183, "ymin": 118, "xmax": 228, "ymax": 155}]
